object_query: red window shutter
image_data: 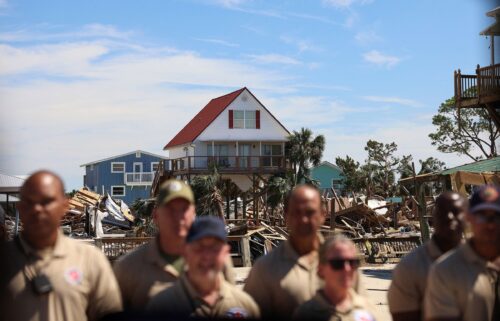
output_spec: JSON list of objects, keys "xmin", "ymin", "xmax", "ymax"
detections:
[
  {"xmin": 229, "ymin": 110, "xmax": 233, "ymax": 128},
  {"xmin": 256, "ymin": 110, "xmax": 260, "ymax": 129}
]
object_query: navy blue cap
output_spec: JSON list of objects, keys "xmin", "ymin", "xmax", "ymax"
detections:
[
  {"xmin": 186, "ymin": 216, "xmax": 227, "ymax": 243},
  {"xmin": 470, "ymin": 185, "xmax": 500, "ymax": 214}
]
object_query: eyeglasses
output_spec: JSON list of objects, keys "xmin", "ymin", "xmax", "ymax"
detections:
[
  {"xmin": 328, "ymin": 258, "xmax": 360, "ymax": 270},
  {"xmin": 473, "ymin": 212, "xmax": 500, "ymax": 224}
]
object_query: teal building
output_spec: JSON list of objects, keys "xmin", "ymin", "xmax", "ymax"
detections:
[{"xmin": 310, "ymin": 161, "xmax": 344, "ymax": 195}]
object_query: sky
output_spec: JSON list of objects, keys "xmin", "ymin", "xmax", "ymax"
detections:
[{"xmin": 0, "ymin": 0, "xmax": 499, "ymax": 190}]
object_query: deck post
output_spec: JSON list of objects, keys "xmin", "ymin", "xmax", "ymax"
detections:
[{"xmin": 241, "ymin": 236, "xmax": 252, "ymax": 267}]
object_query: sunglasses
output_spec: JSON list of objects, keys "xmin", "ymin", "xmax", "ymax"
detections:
[
  {"xmin": 473, "ymin": 212, "xmax": 500, "ymax": 224},
  {"xmin": 328, "ymin": 258, "xmax": 361, "ymax": 270}
]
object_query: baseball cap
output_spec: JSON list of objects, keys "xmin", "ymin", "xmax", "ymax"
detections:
[
  {"xmin": 186, "ymin": 216, "xmax": 227, "ymax": 243},
  {"xmin": 156, "ymin": 179, "xmax": 194, "ymax": 206},
  {"xmin": 469, "ymin": 185, "xmax": 500, "ymax": 214}
]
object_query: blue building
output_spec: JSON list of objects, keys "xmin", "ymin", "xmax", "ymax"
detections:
[
  {"xmin": 81, "ymin": 150, "xmax": 169, "ymax": 205},
  {"xmin": 310, "ymin": 161, "xmax": 345, "ymax": 196}
]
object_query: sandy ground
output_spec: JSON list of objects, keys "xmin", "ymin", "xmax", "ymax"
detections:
[{"xmin": 234, "ymin": 264, "xmax": 394, "ymax": 321}]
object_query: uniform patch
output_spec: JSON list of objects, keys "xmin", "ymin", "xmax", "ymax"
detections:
[
  {"xmin": 225, "ymin": 307, "xmax": 249, "ymax": 319},
  {"xmin": 64, "ymin": 267, "xmax": 83, "ymax": 286},
  {"xmin": 353, "ymin": 309, "xmax": 375, "ymax": 321}
]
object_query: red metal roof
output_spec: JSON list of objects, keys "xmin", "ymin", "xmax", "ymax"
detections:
[{"xmin": 164, "ymin": 87, "xmax": 246, "ymax": 149}]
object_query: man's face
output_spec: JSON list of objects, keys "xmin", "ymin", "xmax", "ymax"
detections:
[
  {"xmin": 184, "ymin": 237, "xmax": 229, "ymax": 281},
  {"xmin": 153, "ymin": 198, "xmax": 195, "ymax": 240},
  {"xmin": 468, "ymin": 209, "xmax": 500, "ymax": 246},
  {"xmin": 434, "ymin": 196, "xmax": 466, "ymax": 243},
  {"xmin": 286, "ymin": 187, "xmax": 325, "ymax": 237},
  {"xmin": 18, "ymin": 174, "xmax": 68, "ymax": 242},
  {"xmin": 319, "ymin": 243, "xmax": 358, "ymax": 292}
]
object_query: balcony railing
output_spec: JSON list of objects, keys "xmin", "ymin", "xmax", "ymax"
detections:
[
  {"xmin": 124, "ymin": 172, "xmax": 154, "ymax": 185},
  {"xmin": 170, "ymin": 156, "xmax": 290, "ymax": 174},
  {"xmin": 455, "ymin": 63, "xmax": 500, "ymax": 105}
]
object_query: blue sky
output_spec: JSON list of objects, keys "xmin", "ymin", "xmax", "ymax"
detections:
[{"xmin": 0, "ymin": 0, "xmax": 498, "ymax": 190}]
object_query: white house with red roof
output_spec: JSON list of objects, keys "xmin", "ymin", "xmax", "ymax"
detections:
[{"xmin": 163, "ymin": 87, "xmax": 290, "ymax": 190}]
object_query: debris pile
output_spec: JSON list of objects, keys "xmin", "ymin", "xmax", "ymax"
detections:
[{"xmin": 62, "ymin": 188, "xmax": 135, "ymax": 237}]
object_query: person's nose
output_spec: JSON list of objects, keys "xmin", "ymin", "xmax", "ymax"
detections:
[
  {"xmin": 344, "ymin": 261, "xmax": 352, "ymax": 272},
  {"xmin": 33, "ymin": 203, "xmax": 44, "ymax": 214}
]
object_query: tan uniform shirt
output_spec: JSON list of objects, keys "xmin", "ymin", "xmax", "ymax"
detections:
[
  {"xmin": 293, "ymin": 289, "xmax": 377, "ymax": 321},
  {"xmin": 113, "ymin": 238, "xmax": 235, "ymax": 310},
  {"xmin": 424, "ymin": 241, "xmax": 500, "ymax": 321},
  {"xmin": 244, "ymin": 237, "xmax": 365, "ymax": 319},
  {"xmin": 0, "ymin": 234, "xmax": 122, "ymax": 321},
  {"xmin": 147, "ymin": 273, "xmax": 260, "ymax": 319},
  {"xmin": 388, "ymin": 239, "xmax": 442, "ymax": 314}
]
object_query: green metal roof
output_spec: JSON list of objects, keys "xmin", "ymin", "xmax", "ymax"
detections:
[{"xmin": 440, "ymin": 157, "xmax": 500, "ymax": 175}]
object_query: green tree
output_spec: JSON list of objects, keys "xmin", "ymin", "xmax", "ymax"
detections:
[
  {"xmin": 190, "ymin": 167, "xmax": 226, "ymax": 223},
  {"xmin": 363, "ymin": 140, "xmax": 407, "ymax": 197},
  {"xmin": 429, "ymin": 97, "xmax": 498, "ymax": 161},
  {"xmin": 286, "ymin": 128, "xmax": 325, "ymax": 185},
  {"xmin": 335, "ymin": 155, "xmax": 363, "ymax": 195}
]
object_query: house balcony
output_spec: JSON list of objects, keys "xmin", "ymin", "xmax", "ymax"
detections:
[
  {"xmin": 124, "ymin": 172, "xmax": 155, "ymax": 186},
  {"xmin": 454, "ymin": 63, "xmax": 500, "ymax": 107},
  {"xmin": 170, "ymin": 156, "xmax": 291, "ymax": 176}
]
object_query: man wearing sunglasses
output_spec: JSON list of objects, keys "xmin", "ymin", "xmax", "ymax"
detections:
[
  {"xmin": 293, "ymin": 236, "xmax": 376, "ymax": 321},
  {"xmin": 388, "ymin": 191, "xmax": 467, "ymax": 321},
  {"xmin": 425, "ymin": 185, "xmax": 500, "ymax": 321}
]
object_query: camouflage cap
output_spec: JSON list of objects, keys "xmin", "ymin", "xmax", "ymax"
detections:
[{"xmin": 156, "ymin": 179, "xmax": 195, "ymax": 206}]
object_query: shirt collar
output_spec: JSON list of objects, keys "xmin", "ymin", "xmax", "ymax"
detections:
[
  {"xmin": 18, "ymin": 231, "xmax": 67, "ymax": 259},
  {"xmin": 462, "ymin": 240, "xmax": 500, "ymax": 271},
  {"xmin": 146, "ymin": 238, "xmax": 182, "ymax": 277},
  {"xmin": 282, "ymin": 232, "xmax": 324, "ymax": 269},
  {"xmin": 314, "ymin": 289, "xmax": 364, "ymax": 314},
  {"xmin": 180, "ymin": 272, "xmax": 227, "ymax": 303}
]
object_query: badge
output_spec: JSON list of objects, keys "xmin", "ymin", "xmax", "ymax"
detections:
[
  {"xmin": 353, "ymin": 309, "xmax": 375, "ymax": 321},
  {"xmin": 64, "ymin": 267, "xmax": 83, "ymax": 286},
  {"xmin": 226, "ymin": 307, "xmax": 249, "ymax": 319}
]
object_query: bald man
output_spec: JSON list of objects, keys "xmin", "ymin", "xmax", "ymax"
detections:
[
  {"xmin": 0, "ymin": 170, "xmax": 122, "ymax": 321},
  {"xmin": 244, "ymin": 184, "xmax": 364, "ymax": 319},
  {"xmin": 388, "ymin": 191, "xmax": 467, "ymax": 321}
]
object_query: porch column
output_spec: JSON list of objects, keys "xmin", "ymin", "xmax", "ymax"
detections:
[
  {"xmin": 212, "ymin": 141, "xmax": 215, "ymax": 156},
  {"xmin": 235, "ymin": 141, "xmax": 239, "ymax": 156},
  {"xmin": 259, "ymin": 141, "xmax": 262, "ymax": 156}
]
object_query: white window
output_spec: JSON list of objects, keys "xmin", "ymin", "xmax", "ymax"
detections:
[
  {"xmin": 151, "ymin": 162, "xmax": 160, "ymax": 172},
  {"xmin": 111, "ymin": 186, "xmax": 126, "ymax": 197},
  {"xmin": 136, "ymin": 151, "xmax": 141, "ymax": 158},
  {"xmin": 232, "ymin": 110, "xmax": 256, "ymax": 129},
  {"xmin": 233, "ymin": 110, "xmax": 244, "ymax": 128},
  {"xmin": 245, "ymin": 110, "xmax": 256, "ymax": 129},
  {"xmin": 111, "ymin": 162, "xmax": 125, "ymax": 173},
  {"xmin": 90, "ymin": 164, "xmax": 94, "ymax": 171}
]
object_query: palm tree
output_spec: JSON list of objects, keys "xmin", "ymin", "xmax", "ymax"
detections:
[
  {"xmin": 286, "ymin": 127, "xmax": 325, "ymax": 185},
  {"xmin": 190, "ymin": 167, "xmax": 226, "ymax": 224},
  {"xmin": 266, "ymin": 173, "xmax": 294, "ymax": 225}
]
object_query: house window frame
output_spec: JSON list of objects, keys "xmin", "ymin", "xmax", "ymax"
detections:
[
  {"xmin": 232, "ymin": 110, "xmax": 256, "ymax": 129},
  {"xmin": 262, "ymin": 144, "xmax": 283, "ymax": 167},
  {"xmin": 111, "ymin": 162, "xmax": 126, "ymax": 173},
  {"xmin": 151, "ymin": 162, "xmax": 160, "ymax": 173},
  {"xmin": 111, "ymin": 185, "xmax": 126, "ymax": 197},
  {"xmin": 332, "ymin": 179, "xmax": 342, "ymax": 190}
]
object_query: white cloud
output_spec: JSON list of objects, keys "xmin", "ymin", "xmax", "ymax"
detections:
[
  {"xmin": 322, "ymin": 0, "xmax": 374, "ymax": 9},
  {"xmin": 194, "ymin": 38, "xmax": 239, "ymax": 47},
  {"xmin": 0, "ymin": 23, "xmax": 133, "ymax": 42},
  {"xmin": 362, "ymin": 96, "xmax": 422, "ymax": 107},
  {"xmin": 280, "ymin": 36, "xmax": 322, "ymax": 53},
  {"xmin": 246, "ymin": 53, "xmax": 301, "ymax": 65},
  {"xmin": 363, "ymin": 50, "xmax": 401, "ymax": 68},
  {"xmin": 355, "ymin": 30, "xmax": 382, "ymax": 45}
]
